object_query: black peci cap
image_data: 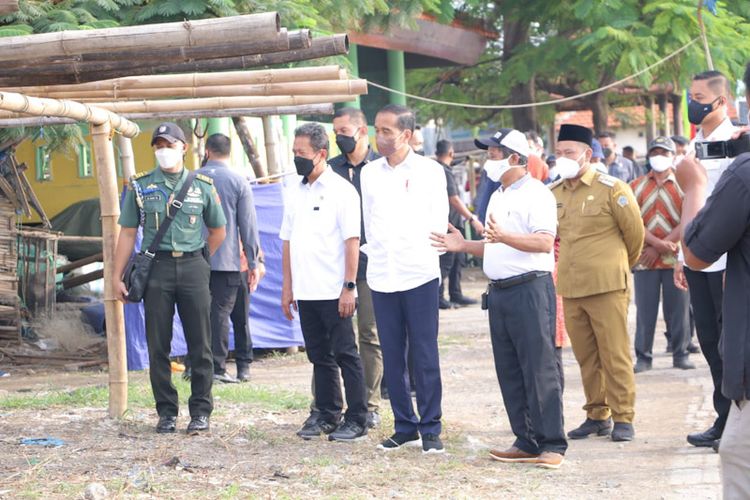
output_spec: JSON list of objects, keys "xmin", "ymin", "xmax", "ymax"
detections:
[{"xmin": 557, "ymin": 124, "xmax": 593, "ymax": 147}]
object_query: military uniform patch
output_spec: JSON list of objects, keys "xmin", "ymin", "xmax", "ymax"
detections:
[
  {"xmin": 617, "ymin": 194, "xmax": 629, "ymax": 207},
  {"xmin": 597, "ymin": 174, "xmax": 617, "ymax": 187},
  {"xmin": 195, "ymin": 173, "xmax": 214, "ymax": 185}
]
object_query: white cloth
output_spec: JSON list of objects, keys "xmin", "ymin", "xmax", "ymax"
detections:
[
  {"xmin": 279, "ymin": 167, "xmax": 360, "ymax": 300},
  {"xmin": 361, "ymin": 148, "xmax": 448, "ymax": 293},
  {"xmin": 483, "ymin": 174, "xmax": 557, "ymax": 280},
  {"xmin": 682, "ymin": 117, "xmax": 736, "ymax": 272}
]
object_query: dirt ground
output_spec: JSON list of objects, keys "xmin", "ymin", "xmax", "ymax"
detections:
[{"xmin": 0, "ymin": 268, "xmax": 721, "ymax": 499}]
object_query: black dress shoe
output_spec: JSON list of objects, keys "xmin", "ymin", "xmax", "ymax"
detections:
[
  {"xmin": 687, "ymin": 342, "xmax": 701, "ymax": 354},
  {"xmin": 366, "ymin": 411, "xmax": 381, "ymax": 429},
  {"xmin": 567, "ymin": 418, "xmax": 612, "ymax": 439},
  {"xmin": 611, "ymin": 422, "xmax": 634, "ymax": 442},
  {"xmin": 439, "ymin": 297, "xmax": 453, "ymax": 310},
  {"xmin": 450, "ymin": 295, "xmax": 478, "ymax": 307},
  {"xmin": 712, "ymin": 439, "xmax": 720, "ymax": 453},
  {"xmin": 156, "ymin": 415, "xmax": 177, "ymax": 434},
  {"xmin": 634, "ymin": 359, "xmax": 652, "ymax": 374},
  {"xmin": 187, "ymin": 416, "xmax": 210, "ymax": 434},
  {"xmin": 687, "ymin": 427, "xmax": 721, "ymax": 447},
  {"xmin": 673, "ymin": 358, "xmax": 696, "ymax": 370},
  {"xmin": 237, "ymin": 364, "xmax": 250, "ymax": 382}
]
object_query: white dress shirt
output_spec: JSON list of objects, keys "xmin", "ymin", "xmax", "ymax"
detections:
[
  {"xmin": 279, "ymin": 167, "xmax": 361, "ymax": 300},
  {"xmin": 683, "ymin": 116, "xmax": 736, "ymax": 272},
  {"xmin": 361, "ymin": 148, "xmax": 448, "ymax": 293},
  {"xmin": 483, "ymin": 174, "xmax": 557, "ymax": 280}
]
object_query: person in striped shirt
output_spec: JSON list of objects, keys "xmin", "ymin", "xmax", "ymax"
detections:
[{"xmin": 630, "ymin": 136, "xmax": 695, "ymax": 373}]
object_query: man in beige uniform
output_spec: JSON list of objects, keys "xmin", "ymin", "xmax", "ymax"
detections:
[{"xmin": 551, "ymin": 124, "xmax": 644, "ymax": 442}]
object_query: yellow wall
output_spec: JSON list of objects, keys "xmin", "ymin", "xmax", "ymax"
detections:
[{"xmin": 17, "ymin": 119, "xmax": 263, "ymax": 224}]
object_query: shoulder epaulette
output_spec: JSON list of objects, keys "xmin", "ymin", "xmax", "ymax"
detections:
[
  {"xmin": 548, "ymin": 178, "xmax": 564, "ymax": 190},
  {"xmin": 131, "ymin": 171, "xmax": 149, "ymax": 180},
  {"xmin": 596, "ymin": 174, "xmax": 618, "ymax": 187},
  {"xmin": 195, "ymin": 173, "xmax": 214, "ymax": 184}
]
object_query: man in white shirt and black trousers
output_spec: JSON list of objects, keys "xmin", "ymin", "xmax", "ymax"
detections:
[
  {"xmin": 361, "ymin": 104, "xmax": 449, "ymax": 454},
  {"xmin": 431, "ymin": 128, "xmax": 567, "ymax": 469},
  {"xmin": 280, "ymin": 122, "xmax": 369, "ymax": 442}
]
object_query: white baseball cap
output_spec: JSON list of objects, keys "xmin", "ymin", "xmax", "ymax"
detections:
[{"xmin": 474, "ymin": 128, "xmax": 530, "ymax": 157}]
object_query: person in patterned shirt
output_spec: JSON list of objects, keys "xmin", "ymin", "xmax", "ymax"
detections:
[{"xmin": 630, "ymin": 136, "xmax": 696, "ymax": 373}]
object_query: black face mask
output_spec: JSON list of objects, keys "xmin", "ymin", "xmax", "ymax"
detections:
[
  {"xmin": 688, "ymin": 97, "xmax": 719, "ymax": 125},
  {"xmin": 294, "ymin": 156, "xmax": 315, "ymax": 177},
  {"xmin": 602, "ymin": 147, "xmax": 613, "ymax": 159},
  {"xmin": 335, "ymin": 133, "xmax": 358, "ymax": 155}
]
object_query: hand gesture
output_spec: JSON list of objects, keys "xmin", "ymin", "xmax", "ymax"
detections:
[
  {"xmin": 430, "ymin": 223, "xmax": 465, "ymax": 253},
  {"xmin": 281, "ymin": 285, "xmax": 297, "ymax": 321}
]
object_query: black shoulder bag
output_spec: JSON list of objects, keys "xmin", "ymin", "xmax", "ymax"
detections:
[{"xmin": 123, "ymin": 171, "xmax": 197, "ymax": 302}]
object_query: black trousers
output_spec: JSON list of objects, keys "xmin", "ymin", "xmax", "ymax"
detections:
[
  {"xmin": 439, "ymin": 251, "xmax": 464, "ymax": 300},
  {"xmin": 634, "ymin": 269, "xmax": 691, "ymax": 362},
  {"xmin": 230, "ymin": 270, "xmax": 254, "ymax": 366},
  {"xmin": 684, "ymin": 268, "xmax": 730, "ymax": 433},
  {"xmin": 144, "ymin": 254, "xmax": 213, "ymax": 417},
  {"xmin": 210, "ymin": 271, "xmax": 241, "ymax": 374},
  {"xmin": 298, "ymin": 299, "xmax": 367, "ymax": 427},
  {"xmin": 488, "ymin": 274, "xmax": 567, "ymax": 455}
]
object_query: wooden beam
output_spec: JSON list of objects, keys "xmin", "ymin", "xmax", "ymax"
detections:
[
  {"xmin": 0, "ymin": 13, "xmax": 280, "ymax": 63},
  {"xmin": 56, "ymin": 251, "xmax": 103, "ymax": 274}
]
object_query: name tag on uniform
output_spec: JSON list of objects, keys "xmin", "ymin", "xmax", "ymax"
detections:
[{"xmin": 313, "ymin": 206, "xmax": 320, "ymax": 211}]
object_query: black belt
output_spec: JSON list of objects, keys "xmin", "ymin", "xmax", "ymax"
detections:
[
  {"xmin": 489, "ymin": 271, "xmax": 550, "ymax": 289},
  {"xmin": 153, "ymin": 249, "xmax": 203, "ymax": 258}
]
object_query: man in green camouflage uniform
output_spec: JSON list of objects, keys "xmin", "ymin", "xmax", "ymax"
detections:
[{"xmin": 113, "ymin": 122, "xmax": 226, "ymax": 434}]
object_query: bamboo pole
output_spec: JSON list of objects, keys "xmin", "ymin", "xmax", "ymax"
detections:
[
  {"xmin": 91, "ymin": 121, "xmax": 128, "ymax": 418},
  {"xmin": 37, "ymin": 79, "xmax": 368, "ymax": 101},
  {"xmin": 0, "ymin": 13, "xmax": 280, "ymax": 63},
  {"xmin": 232, "ymin": 116, "xmax": 267, "ymax": 179},
  {"xmin": 0, "ymin": 34, "xmax": 349, "ymax": 86},
  {"xmin": 116, "ymin": 135, "xmax": 136, "ymax": 181},
  {"xmin": 10, "ymin": 65, "xmax": 345, "ymax": 94},
  {"xmin": 0, "ymin": 103, "xmax": 335, "ymax": 127},
  {"xmin": 0, "ymin": 29, "xmax": 314, "ymax": 78},
  {"xmin": 0, "ymin": 91, "xmax": 138, "ymax": 137},
  {"xmin": 262, "ymin": 116, "xmax": 281, "ymax": 176}
]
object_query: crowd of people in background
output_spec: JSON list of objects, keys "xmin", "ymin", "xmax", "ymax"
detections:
[{"xmin": 115, "ymin": 65, "xmax": 750, "ymax": 496}]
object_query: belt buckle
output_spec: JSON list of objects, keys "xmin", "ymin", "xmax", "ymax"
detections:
[{"xmin": 171, "ymin": 251, "xmax": 183, "ymax": 258}]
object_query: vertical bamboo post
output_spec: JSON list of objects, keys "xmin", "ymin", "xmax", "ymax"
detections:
[
  {"xmin": 232, "ymin": 116, "xmax": 267, "ymax": 178},
  {"xmin": 262, "ymin": 115, "xmax": 280, "ymax": 176},
  {"xmin": 92, "ymin": 121, "xmax": 128, "ymax": 418},
  {"xmin": 116, "ymin": 134, "xmax": 136, "ymax": 181}
]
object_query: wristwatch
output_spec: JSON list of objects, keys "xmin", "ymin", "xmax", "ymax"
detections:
[{"xmin": 344, "ymin": 281, "xmax": 356, "ymax": 290}]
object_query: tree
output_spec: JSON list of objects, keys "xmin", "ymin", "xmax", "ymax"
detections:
[{"xmin": 407, "ymin": 0, "xmax": 750, "ymax": 134}]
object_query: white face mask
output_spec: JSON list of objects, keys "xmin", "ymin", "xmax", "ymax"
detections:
[
  {"xmin": 484, "ymin": 158, "xmax": 515, "ymax": 183},
  {"xmin": 155, "ymin": 147, "xmax": 183, "ymax": 170},
  {"xmin": 649, "ymin": 155, "xmax": 673, "ymax": 173},
  {"xmin": 555, "ymin": 151, "xmax": 586, "ymax": 179}
]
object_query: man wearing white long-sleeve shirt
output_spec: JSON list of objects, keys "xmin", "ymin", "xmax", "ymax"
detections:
[{"xmin": 361, "ymin": 104, "xmax": 449, "ymax": 454}]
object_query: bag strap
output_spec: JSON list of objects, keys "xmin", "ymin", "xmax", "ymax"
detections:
[{"xmin": 144, "ymin": 171, "xmax": 197, "ymax": 258}]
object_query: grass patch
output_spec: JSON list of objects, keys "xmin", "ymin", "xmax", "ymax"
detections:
[{"xmin": 0, "ymin": 375, "xmax": 308, "ymax": 412}]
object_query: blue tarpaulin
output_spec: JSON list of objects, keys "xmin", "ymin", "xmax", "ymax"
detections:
[{"xmin": 124, "ymin": 182, "xmax": 302, "ymax": 371}]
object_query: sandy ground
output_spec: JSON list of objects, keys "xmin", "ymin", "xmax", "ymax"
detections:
[{"xmin": 0, "ymin": 268, "xmax": 721, "ymax": 499}]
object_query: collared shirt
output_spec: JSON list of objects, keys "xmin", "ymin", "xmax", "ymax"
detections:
[
  {"xmin": 330, "ymin": 147, "xmax": 380, "ymax": 281},
  {"xmin": 279, "ymin": 167, "xmax": 360, "ymax": 300},
  {"xmin": 607, "ymin": 153, "xmax": 638, "ymax": 183},
  {"xmin": 683, "ymin": 116, "xmax": 737, "ymax": 272},
  {"xmin": 119, "ymin": 167, "xmax": 226, "ymax": 252},
  {"xmin": 483, "ymin": 174, "xmax": 556, "ymax": 280},
  {"xmin": 552, "ymin": 166, "xmax": 644, "ymax": 298},
  {"xmin": 361, "ymin": 149, "xmax": 448, "ymax": 293},
  {"xmin": 439, "ymin": 160, "xmax": 462, "ymax": 228},
  {"xmin": 196, "ymin": 159, "xmax": 259, "ymax": 271},
  {"xmin": 685, "ymin": 153, "xmax": 750, "ymax": 401},
  {"xmin": 630, "ymin": 171, "xmax": 683, "ymax": 270}
]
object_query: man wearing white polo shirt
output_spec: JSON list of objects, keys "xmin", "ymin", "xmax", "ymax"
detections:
[
  {"xmin": 280, "ymin": 122, "xmax": 368, "ymax": 442},
  {"xmin": 361, "ymin": 104, "xmax": 448, "ymax": 454},
  {"xmin": 431, "ymin": 128, "xmax": 567, "ymax": 469}
]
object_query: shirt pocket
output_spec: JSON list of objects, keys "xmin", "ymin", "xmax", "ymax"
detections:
[
  {"xmin": 173, "ymin": 201, "xmax": 205, "ymax": 247},
  {"xmin": 582, "ymin": 201, "xmax": 607, "ymax": 217},
  {"xmin": 142, "ymin": 197, "xmax": 165, "ymax": 230}
]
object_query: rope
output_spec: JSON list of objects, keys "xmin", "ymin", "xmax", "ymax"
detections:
[{"xmin": 367, "ymin": 37, "xmax": 700, "ymax": 110}]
